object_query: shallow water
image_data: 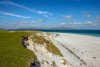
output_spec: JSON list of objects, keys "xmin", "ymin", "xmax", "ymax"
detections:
[{"xmin": 41, "ymin": 30, "xmax": 100, "ymax": 37}]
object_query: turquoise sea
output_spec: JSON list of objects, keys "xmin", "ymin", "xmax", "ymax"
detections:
[{"xmin": 41, "ymin": 30, "xmax": 100, "ymax": 37}]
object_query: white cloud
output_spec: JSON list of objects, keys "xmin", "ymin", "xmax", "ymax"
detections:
[
  {"xmin": 68, "ymin": 23, "xmax": 73, "ymax": 24},
  {"xmin": 71, "ymin": 21, "xmax": 99, "ymax": 26},
  {"xmin": 61, "ymin": 22, "xmax": 82, "ymax": 25},
  {"xmin": 84, "ymin": 21, "xmax": 100, "ymax": 26},
  {"xmin": 64, "ymin": 15, "xmax": 72, "ymax": 19},
  {"xmin": 73, "ymin": 22, "xmax": 93, "ymax": 25},
  {"xmin": 61, "ymin": 22, "xmax": 66, "ymax": 25},
  {"xmin": 0, "ymin": 1, "xmax": 52, "ymax": 17},
  {"xmin": 32, "ymin": 19, "xmax": 45, "ymax": 23},
  {"xmin": 60, "ymin": 22, "xmax": 94, "ymax": 25},
  {"xmin": 37, "ymin": 11, "xmax": 52, "ymax": 17},
  {"xmin": 73, "ymin": 22, "xmax": 82, "ymax": 24},
  {"xmin": 66, "ymin": 22, "xmax": 82, "ymax": 25},
  {"xmin": 82, "ymin": 11, "xmax": 91, "ymax": 18},
  {"xmin": 0, "ymin": 11, "xmax": 30, "ymax": 18},
  {"xmin": 86, "ymin": 22, "xmax": 92, "ymax": 24}
]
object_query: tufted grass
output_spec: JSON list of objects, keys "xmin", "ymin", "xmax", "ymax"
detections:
[{"xmin": 31, "ymin": 32, "xmax": 63, "ymax": 57}]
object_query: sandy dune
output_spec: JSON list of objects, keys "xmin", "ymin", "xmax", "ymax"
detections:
[
  {"xmin": 27, "ymin": 34, "xmax": 71, "ymax": 67},
  {"xmin": 27, "ymin": 32, "xmax": 100, "ymax": 67}
]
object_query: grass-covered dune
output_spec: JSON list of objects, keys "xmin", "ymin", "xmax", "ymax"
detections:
[
  {"xmin": 31, "ymin": 32, "xmax": 63, "ymax": 57},
  {"xmin": 0, "ymin": 31, "xmax": 37, "ymax": 67}
]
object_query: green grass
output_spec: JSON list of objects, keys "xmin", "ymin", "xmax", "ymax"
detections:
[
  {"xmin": 31, "ymin": 32, "xmax": 63, "ymax": 57},
  {"xmin": 0, "ymin": 31, "xmax": 37, "ymax": 67},
  {"xmin": 51, "ymin": 61, "xmax": 57, "ymax": 67}
]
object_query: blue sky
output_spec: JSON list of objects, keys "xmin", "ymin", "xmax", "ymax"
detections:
[{"xmin": 0, "ymin": 0, "xmax": 100, "ymax": 29}]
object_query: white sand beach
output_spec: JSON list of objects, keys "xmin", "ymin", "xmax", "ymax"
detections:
[
  {"xmin": 27, "ymin": 32, "xmax": 100, "ymax": 67},
  {"xmin": 53, "ymin": 33, "xmax": 100, "ymax": 67}
]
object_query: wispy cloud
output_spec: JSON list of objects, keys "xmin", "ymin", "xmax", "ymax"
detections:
[
  {"xmin": 61, "ymin": 22, "xmax": 66, "ymax": 25},
  {"xmin": 37, "ymin": 11, "xmax": 52, "ymax": 17},
  {"xmin": 0, "ymin": 1, "xmax": 52, "ymax": 17},
  {"xmin": 61, "ymin": 22, "xmax": 94, "ymax": 25},
  {"xmin": 82, "ymin": 11, "xmax": 91, "ymax": 18},
  {"xmin": 64, "ymin": 15, "xmax": 72, "ymax": 19},
  {"xmin": 32, "ymin": 19, "xmax": 45, "ymax": 23},
  {"xmin": 0, "ymin": 11, "xmax": 30, "ymax": 18},
  {"xmin": 84, "ymin": 14, "xmax": 91, "ymax": 18}
]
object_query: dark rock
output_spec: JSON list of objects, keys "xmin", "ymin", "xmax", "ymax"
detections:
[{"xmin": 30, "ymin": 61, "xmax": 40, "ymax": 67}]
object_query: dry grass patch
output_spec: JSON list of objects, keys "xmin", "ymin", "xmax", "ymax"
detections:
[
  {"xmin": 62, "ymin": 59, "xmax": 68, "ymax": 65},
  {"xmin": 31, "ymin": 32, "xmax": 63, "ymax": 57}
]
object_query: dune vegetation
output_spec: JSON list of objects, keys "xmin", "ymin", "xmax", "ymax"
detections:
[
  {"xmin": 0, "ymin": 31, "xmax": 37, "ymax": 67},
  {"xmin": 31, "ymin": 32, "xmax": 63, "ymax": 57}
]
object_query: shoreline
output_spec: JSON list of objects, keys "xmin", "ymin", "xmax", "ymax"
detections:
[
  {"xmin": 26, "ymin": 31, "xmax": 100, "ymax": 67},
  {"xmin": 41, "ymin": 30, "xmax": 100, "ymax": 37},
  {"xmin": 54, "ymin": 32, "xmax": 100, "ymax": 67}
]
